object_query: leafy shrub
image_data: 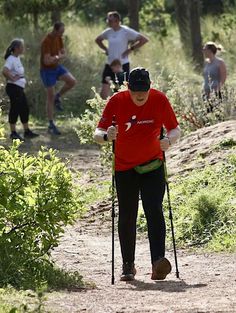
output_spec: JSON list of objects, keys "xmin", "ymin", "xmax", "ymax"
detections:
[
  {"xmin": 74, "ymin": 87, "xmax": 113, "ymax": 167},
  {"xmin": 0, "ymin": 141, "xmax": 80, "ymax": 288}
]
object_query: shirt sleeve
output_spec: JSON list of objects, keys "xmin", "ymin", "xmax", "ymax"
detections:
[
  {"xmin": 125, "ymin": 26, "xmax": 140, "ymax": 41},
  {"xmin": 161, "ymin": 94, "xmax": 179, "ymax": 131},
  {"xmin": 97, "ymin": 97, "xmax": 116, "ymax": 130},
  {"xmin": 4, "ymin": 57, "xmax": 13, "ymax": 71},
  {"xmin": 100, "ymin": 28, "xmax": 110, "ymax": 40}
]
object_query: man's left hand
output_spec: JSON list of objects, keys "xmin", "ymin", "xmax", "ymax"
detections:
[{"xmin": 160, "ymin": 137, "xmax": 171, "ymax": 151}]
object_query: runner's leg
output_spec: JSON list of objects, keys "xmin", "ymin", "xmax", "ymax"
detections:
[
  {"xmin": 140, "ymin": 165, "xmax": 166, "ymax": 263},
  {"xmin": 115, "ymin": 169, "xmax": 140, "ymax": 263}
]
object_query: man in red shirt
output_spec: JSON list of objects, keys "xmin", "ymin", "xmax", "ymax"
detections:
[{"xmin": 94, "ymin": 67, "xmax": 181, "ymax": 281}]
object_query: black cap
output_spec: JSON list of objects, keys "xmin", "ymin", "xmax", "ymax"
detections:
[{"xmin": 128, "ymin": 67, "xmax": 151, "ymax": 92}]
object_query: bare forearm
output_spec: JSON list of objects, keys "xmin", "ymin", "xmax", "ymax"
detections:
[
  {"xmin": 95, "ymin": 38, "xmax": 108, "ymax": 54},
  {"xmin": 130, "ymin": 35, "xmax": 149, "ymax": 50},
  {"xmin": 2, "ymin": 68, "xmax": 19, "ymax": 81}
]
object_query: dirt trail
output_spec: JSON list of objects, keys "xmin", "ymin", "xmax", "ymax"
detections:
[
  {"xmin": 5, "ymin": 121, "xmax": 235, "ymax": 313},
  {"xmin": 47, "ymin": 219, "xmax": 236, "ymax": 313}
]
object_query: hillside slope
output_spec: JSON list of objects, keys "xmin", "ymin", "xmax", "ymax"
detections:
[{"xmin": 166, "ymin": 120, "xmax": 236, "ymax": 177}]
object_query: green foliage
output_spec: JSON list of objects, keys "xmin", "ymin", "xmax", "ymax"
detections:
[
  {"xmin": 140, "ymin": 0, "xmax": 171, "ymax": 38},
  {"xmin": 0, "ymin": 0, "xmax": 71, "ymax": 19},
  {"xmin": 0, "ymin": 141, "xmax": 81, "ymax": 288},
  {"xmin": 0, "ymin": 288, "xmax": 48, "ymax": 313},
  {"xmin": 74, "ymin": 87, "xmax": 113, "ymax": 167},
  {"xmin": 165, "ymin": 74, "xmax": 236, "ymax": 134},
  {"xmin": 138, "ymin": 154, "xmax": 236, "ymax": 251},
  {"xmin": 169, "ymin": 154, "xmax": 236, "ymax": 251},
  {"xmin": 218, "ymin": 138, "xmax": 236, "ymax": 148},
  {"xmin": 74, "ymin": 0, "xmax": 128, "ymax": 23},
  {"xmin": 74, "ymin": 87, "xmax": 105, "ymax": 144}
]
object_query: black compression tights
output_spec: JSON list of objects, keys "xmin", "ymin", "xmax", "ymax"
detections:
[{"xmin": 115, "ymin": 165, "xmax": 166, "ymax": 264}]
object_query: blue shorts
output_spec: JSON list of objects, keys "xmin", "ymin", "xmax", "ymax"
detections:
[{"xmin": 40, "ymin": 65, "xmax": 68, "ymax": 87}]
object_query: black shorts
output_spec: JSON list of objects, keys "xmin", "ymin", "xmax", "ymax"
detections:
[{"xmin": 102, "ymin": 63, "xmax": 130, "ymax": 84}]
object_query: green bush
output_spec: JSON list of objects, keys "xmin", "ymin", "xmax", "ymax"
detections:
[
  {"xmin": 74, "ymin": 87, "xmax": 113, "ymax": 167},
  {"xmin": 0, "ymin": 141, "xmax": 80, "ymax": 288}
]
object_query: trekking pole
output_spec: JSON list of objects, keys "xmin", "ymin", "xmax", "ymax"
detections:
[
  {"xmin": 160, "ymin": 127, "xmax": 180, "ymax": 279},
  {"xmin": 111, "ymin": 115, "xmax": 116, "ymax": 285}
]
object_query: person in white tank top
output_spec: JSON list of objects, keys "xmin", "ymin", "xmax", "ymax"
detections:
[{"xmin": 95, "ymin": 11, "xmax": 149, "ymax": 99}]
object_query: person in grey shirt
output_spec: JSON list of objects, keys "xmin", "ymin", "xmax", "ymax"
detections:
[
  {"xmin": 95, "ymin": 11, "xmax": 148, "ymax": 99},
  {"xmin": 202, "ymin": 41, "xmax": 227, "ymax": 110}
]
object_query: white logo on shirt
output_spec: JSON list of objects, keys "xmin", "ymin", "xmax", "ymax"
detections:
[
  {"xmin": 125, "ymin": 116, "xmax": 154, "ymax": 131},
  {"xmin": 125, "ymin": 115, "xmax": 137, "ymax": 131}
]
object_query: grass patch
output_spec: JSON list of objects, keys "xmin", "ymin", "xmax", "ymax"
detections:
[
  {"xmin": 218, "ymin": 138, "xmax": 236, "ymax": 148},
  {"xmin": 0, "ymin": 287, "xmax": 49, "ymax": 313},
  {"xmin": 76, "ymin": 171, "xmax": 110, "ymax": 214},
  {"xmin": 137, "ymin": 153, "xmax": 236, "ymax": 252}
]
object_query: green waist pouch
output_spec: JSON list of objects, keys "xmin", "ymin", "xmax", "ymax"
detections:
[{"xmin": 134, "ymin": 159, "xmax": 163, "ymax": 174}]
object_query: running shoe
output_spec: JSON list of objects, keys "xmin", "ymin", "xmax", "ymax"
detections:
[
  {"xmin": 24, "ymin": 129, "xmax": 39, "ymax": 139},
  {"xmin": 10, "ymin": 131, "xmax": 24, "ymax": 141},
  {"xmin": 48, "ymin": 123, "xmax": 61, "ymax": 135},
  {"xmin": 120, "ymin": 262, "xmax": 136, "ymax": 281},
  {"xmin": 151, "ymin": 257, "xmax": 172, "ymax": 280}
]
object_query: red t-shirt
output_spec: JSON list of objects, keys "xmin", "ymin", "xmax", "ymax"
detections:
[{"xmin": 98, "ymin": 89, "xmax": 179, "ymax": 171}]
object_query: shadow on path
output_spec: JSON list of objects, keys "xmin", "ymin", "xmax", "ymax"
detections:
[{"xmin": 121, "ymin": 279, "xmax": 207, "ymax": 293}]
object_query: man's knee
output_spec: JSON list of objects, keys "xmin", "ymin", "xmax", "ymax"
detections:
[
  {"xmin": 69, "ymin": 77, "xmax": 76, "ymax": 88},
  {"xmin": 63, "ymin": 74, "xmax": 77, "ymax": 88},
  {"xmin": 100, "ymin": 83, "xmax": 110, "ymax": 99}
]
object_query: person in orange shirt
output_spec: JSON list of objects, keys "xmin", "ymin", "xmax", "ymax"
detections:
[{"xmin": 40, "ymin": 22, "xmax": 76, "ymax": 135}]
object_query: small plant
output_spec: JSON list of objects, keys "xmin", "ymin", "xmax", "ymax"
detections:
[{"xmin": 218, "ymin": 138, "xmax": 236, "ymax": 148}]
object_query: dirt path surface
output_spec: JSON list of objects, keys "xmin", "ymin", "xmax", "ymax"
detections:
[
  {"xmin": 47, "ymin": 220, "xmax": 236, "ymax": 313},
  {"xmin": 4, "ymin": 121, "xmax": 235, "ymax": 313}
]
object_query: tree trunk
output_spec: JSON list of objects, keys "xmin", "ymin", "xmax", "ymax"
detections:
[
  {"xmin": 51, "ymin": 10, "xmax": 61, "ymax": 25},
  {"xmin": 174, "ymin": 0, "xmax": 191, "ymax": 56},
  {"xmin": 32, "ymin": 11, "xmax": 39, "ymax": 32},
  {"xmin": 189, "ymin": 0, "xmax": 203, "ymax": 71},
  {"xmin": 127, "ymin": 0, "xmax": 139, "ymax": 31}
]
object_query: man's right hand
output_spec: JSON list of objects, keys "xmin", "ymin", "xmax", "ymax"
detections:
[{"xmin": 107, "ymin": 125, "xmax": 118, "ymax": 141}]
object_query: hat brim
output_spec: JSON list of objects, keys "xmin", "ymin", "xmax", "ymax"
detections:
[{"xmin": 129, "ymin": 83, "xmax": 150, "ymax": 92}]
